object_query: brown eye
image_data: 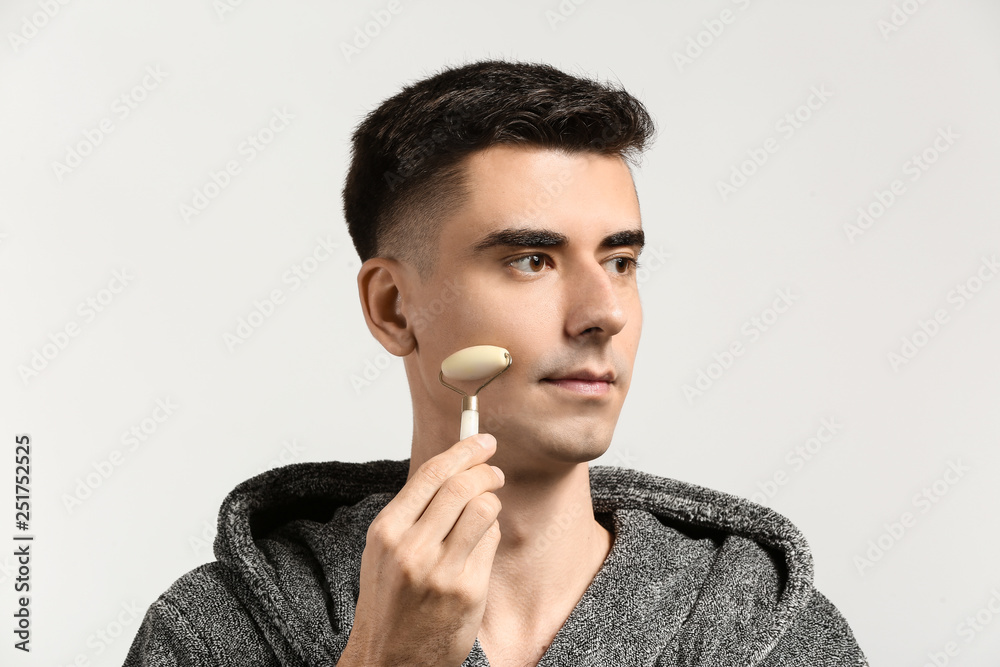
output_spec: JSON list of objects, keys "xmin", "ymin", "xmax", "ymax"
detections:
[
  {"xmin": 605, "ymin": 256, "xmax": 638, "ymax": 275},
  {"xmin": 509, "ymin": 254, "xmax": 548, "ymax": 273}
]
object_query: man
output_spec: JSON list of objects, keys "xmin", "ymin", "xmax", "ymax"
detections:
[{"xmin": 125, "ymin": 60, "xmax": 867, "ymax": 666}]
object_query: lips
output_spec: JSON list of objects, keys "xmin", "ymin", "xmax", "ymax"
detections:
[
  {"xmin": 543, "ymin": 368, "xmax": 615, "ymax": 383},
  {"xmin": 541, "ymin": 367, "xmax": 615, "ymax": 397},
  {"xmin": 542, "ymin": 378, "xmax": 611, "ymax": 397}
]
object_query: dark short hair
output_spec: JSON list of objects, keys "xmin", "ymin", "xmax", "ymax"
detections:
[{"xmin": 342, "ymin": 59, "xmax": 655, "ymax": 275}]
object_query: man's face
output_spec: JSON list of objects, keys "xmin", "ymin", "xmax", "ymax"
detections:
[{"xmin": 402, "ymin": 145, "xmax": 643, "ymax": 470}]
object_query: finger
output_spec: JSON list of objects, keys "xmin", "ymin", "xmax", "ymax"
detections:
[
  {"xmin": 383, "ymin": 433, "xmax": 497, "ymax": 529},
  {"xmin": 463, "ymin": 517, "xmax": 503, "ymax": 587},
  {"xmin": 410, "ymin": 462, "xmax": 504, "ymax": 546},
  {"xmin": 439, "ymin": 491, "xmax": 503, "ymax": 568}
]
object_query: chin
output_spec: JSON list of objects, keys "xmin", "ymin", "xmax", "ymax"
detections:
[{"xmin": 493, "ymin": 417, "xmax": 615, "ymax": 464}]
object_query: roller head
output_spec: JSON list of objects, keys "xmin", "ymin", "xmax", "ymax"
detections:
[{"xmin": 441, "ymin": 345, "xmax": 511, "ymax": 382}]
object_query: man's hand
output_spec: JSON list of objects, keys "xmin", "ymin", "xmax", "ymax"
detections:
[{"xmin": 339, "ymin": 433, "xmax": 505, "ymax": 667}]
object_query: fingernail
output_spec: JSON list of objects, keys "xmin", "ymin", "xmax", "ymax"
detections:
[
  {"xmin": 491, "ymin": 465, "xmax": 504, "ymax": 483},
  {"xmin": 478, "ymin": 433, "xmax": 496, "ymax": 449}
]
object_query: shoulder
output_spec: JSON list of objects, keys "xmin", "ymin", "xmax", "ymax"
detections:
[
  {"xmin": 762, "ymin": 588, "xmax": 869, "ymax": 666},
  {"xmin": 124, "ymin": 562, "xmax": 279, "ymax": 667},
  {"xmin": 590, "ymin": 466, "xmax": 867, "ymax": 663}
]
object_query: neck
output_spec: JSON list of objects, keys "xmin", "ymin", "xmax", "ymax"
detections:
[
  {"xmin": 490, "ymin": 462, "xmax": 612, "ymax": 591},
  {"xmin": 485, "ymin": 463, "xmax": 613, "ymax": 645}
]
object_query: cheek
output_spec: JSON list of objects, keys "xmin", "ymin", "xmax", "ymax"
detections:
[
  {"xmin": 413, "ymin": 288, "xmax": 528, "ymax": 353},
  {"xmin": 453, "ymin": 291, "xmax": 553, "ymax": 383},
  {"xmin": 423, "ymin": 267, "xmax": 561, "ymax": 358},
  {"xmin": 631, "ymin": 302, "xmax": 643, "ymax": 345},
  {"xmin": 478, "ymin": 288, "xmax": 553, "ymax": 341},
  {"xmin": 410, "ymin": 277, "xmax": 482, "ymax": 334}
]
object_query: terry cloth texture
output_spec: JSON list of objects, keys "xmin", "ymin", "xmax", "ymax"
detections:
[{"xmin": 124, "ymin": 459, "xmax": 868, "ymax": 666}]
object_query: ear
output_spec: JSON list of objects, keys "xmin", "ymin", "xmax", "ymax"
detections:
[{"xmin": 357, "ymin": 257, "xmax": 416, "ymax": 357}]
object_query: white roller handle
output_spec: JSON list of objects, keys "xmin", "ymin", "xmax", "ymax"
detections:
[{"xmin": 460, "ymin": 409, "xmax": 479, "ymax": 441}]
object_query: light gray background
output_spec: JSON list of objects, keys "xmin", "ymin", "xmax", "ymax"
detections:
[{"xmin": 2, "ymin": 1, "xmax": 999, "ymax": 665}]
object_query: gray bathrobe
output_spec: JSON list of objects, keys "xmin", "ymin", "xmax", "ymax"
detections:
[{"xmin": 124, "ymin": 459, "xmax": 868, "ymax": 666}]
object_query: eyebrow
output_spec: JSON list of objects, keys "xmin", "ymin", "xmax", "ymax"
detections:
[{"xmin": 471, "ymin": 227, "xmax": 645, "ymax": 254}]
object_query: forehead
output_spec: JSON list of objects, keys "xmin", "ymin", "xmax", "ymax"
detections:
[{"xmin": 442, "ymin": 145, "xmax": 641, "ymax": 253}]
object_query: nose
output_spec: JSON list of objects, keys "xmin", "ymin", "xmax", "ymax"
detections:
[{"xmin": 562, "ymin": 259, "xmax": 629, "ymax": 340}]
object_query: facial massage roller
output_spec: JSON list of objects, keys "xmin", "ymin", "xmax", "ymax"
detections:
[{"xmin": 439, "ymin": 345, "xmax": 513, "ymax": 441}]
